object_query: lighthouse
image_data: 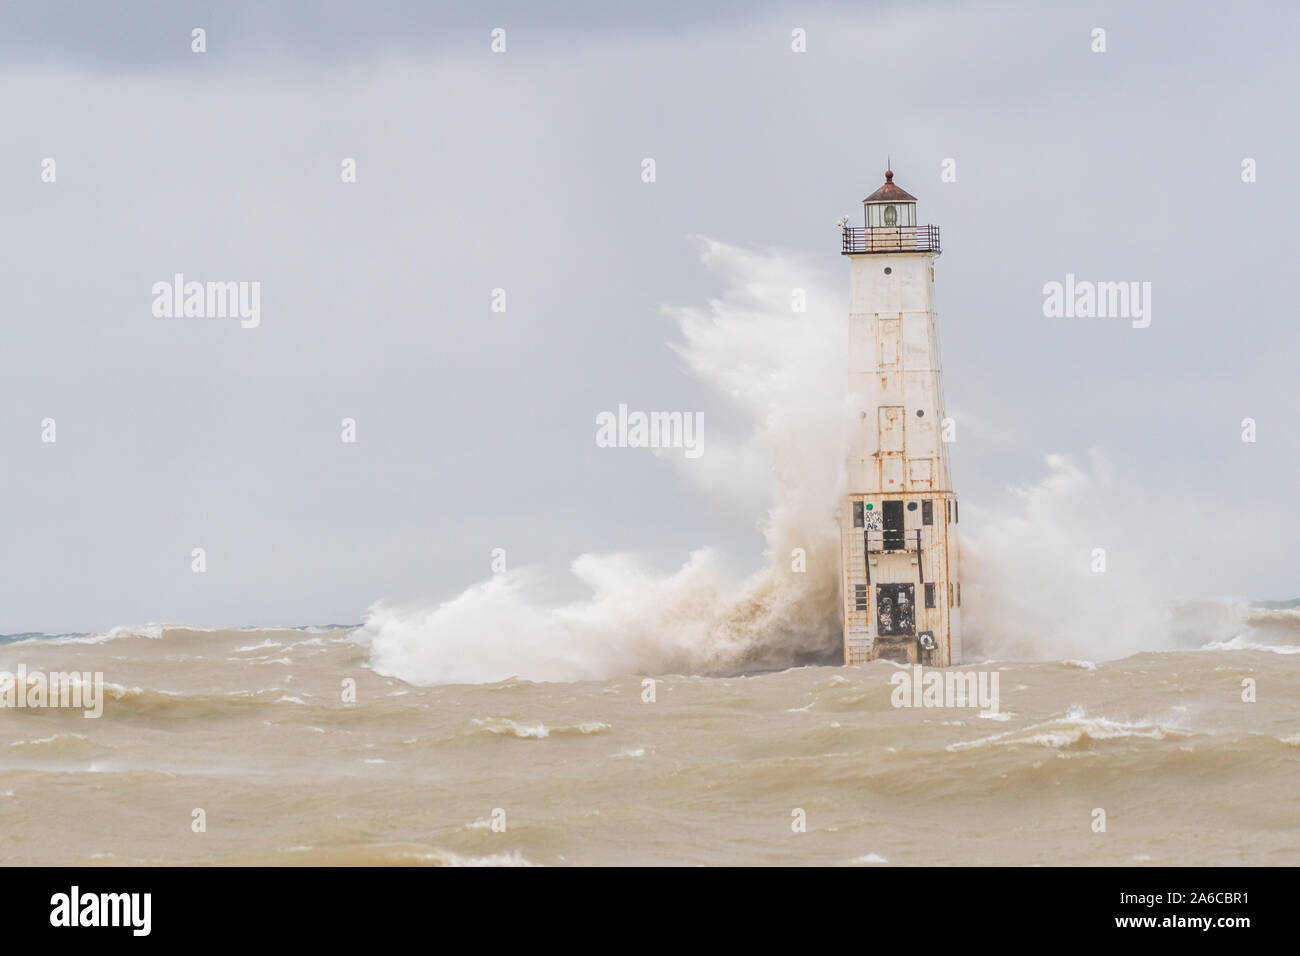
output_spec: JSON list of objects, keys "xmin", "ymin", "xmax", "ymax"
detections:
[{"xmin": 839, "ymin": 169, "xmax": 962, "ymax": 666}]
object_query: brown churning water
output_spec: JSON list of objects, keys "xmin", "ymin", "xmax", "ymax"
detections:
[{"xmin": 1, "ymin": 609, "xmax": 1297, "ymax": 866}]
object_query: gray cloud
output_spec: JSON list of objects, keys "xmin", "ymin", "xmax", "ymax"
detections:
[{"xmin": 2, "ymin": 0, "xmax": 1297, "ymax": 632}]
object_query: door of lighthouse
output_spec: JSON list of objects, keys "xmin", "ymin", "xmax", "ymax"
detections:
[
  {"xmin": 882, "ymin": 500, "xmax": 905, "ymax": 550},
  {"xmin": 876, "ymin": 583, "xmax": 915, "ymax": 636}
]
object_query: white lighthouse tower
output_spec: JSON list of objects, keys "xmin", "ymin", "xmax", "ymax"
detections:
[{"xmin": 839, "ymin": 168, "xmax": 962, "ymax": 666}]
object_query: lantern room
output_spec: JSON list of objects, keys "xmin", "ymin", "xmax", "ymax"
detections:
[{"xmin": 862, "ymin": 169, "xmax": 917, "ymax": 228}]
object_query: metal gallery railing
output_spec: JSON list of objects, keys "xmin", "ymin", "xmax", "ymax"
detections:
[{"xmin": 841, "ymin": 225, "xmax": 941, "ymax": 255}]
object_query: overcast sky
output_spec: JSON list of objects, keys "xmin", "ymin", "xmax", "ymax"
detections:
[{"xmin": 1, "ymin": 0, "xmax": 1296, "ymax": 634}]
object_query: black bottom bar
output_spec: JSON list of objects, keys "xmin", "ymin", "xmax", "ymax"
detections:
[{"xmin": 10, "ymin": 866, "xmax": 1282, "ymax": 942}]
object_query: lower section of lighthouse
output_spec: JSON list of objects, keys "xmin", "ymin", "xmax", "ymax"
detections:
[
  {"xmin": 838, "ymin": 169, "xmax": 962, "ymax": 667},
  {"xmin": 840, "ymin": 488, "xmax": 962, "ymax": 666}
]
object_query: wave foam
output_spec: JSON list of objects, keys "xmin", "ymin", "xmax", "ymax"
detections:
[
  {"xmin": 361, "ymin": 239, "xmax": 847, "ymax": 685},
  {"xmin": 948, "ymin": 706, "xmax": 1190, "ymax": 752},
  {"xmin": 470, "ymin": 717, "xmax": 611, "ymax": 739}
]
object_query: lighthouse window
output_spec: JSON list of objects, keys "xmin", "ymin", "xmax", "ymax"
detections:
[
  {"xmin": 883, "ymin": 267, "xmax": 892, "ymax": 275},
  {"xmin": 884, "ymin": 205, "xmax": 897, "ymax": 226},
  {"xmin": 954, "ymin": 500, "xmax": 959, "ymax": 523},
  {"xmin": 853, "ymin": 501, "xmax": 864, "ymax": 527},
  {"xmin": 925, "ymin": 584, "xmax": 936, "ymax": 609},
  {"xmin": 916, "ymin": 409, "xmax": 924, "ymax": 417},
  {"xmin": 907, "ymin": 502, "xmax": 917, "ymax": 511},
  {"xmin": 854, "ymin": 584, "xmax": 868, "ymax": 611},
  {"xmin": 922, "ymin": 500, "xmax": 933, "ymax": 525}
]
